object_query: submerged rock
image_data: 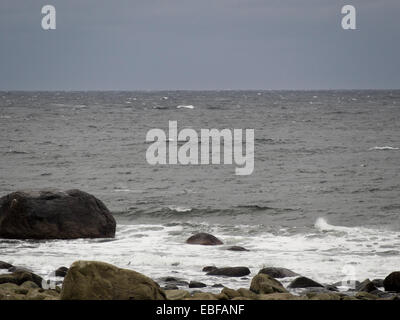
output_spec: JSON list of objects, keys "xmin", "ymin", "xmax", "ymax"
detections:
[
  {"xmin": 0, "ymin": 189, "xmax": 116, "ymax": 239},
  {"xmin": 288, "ymin": 276, "xmax": 324, "ymax": 289},
  {"xmin": 259, "ymin": 267, "xmax": 299, "ymax": 278},
  {"xmin": 383, "ymin": 271, "xmax": 400, "ymax": 292},
  {"xmin": 61, "ymin": 261, "xmax": 166, "ymax": 300},
  {"xmin": 206, "ymin": 267, "xmax": 250, "ymax": 277},
  {"xmin": 186, "ymin": 233, "xmax": 223, "ymax": 245},
  {"xmin": 250, "ymin": 274, "xmax": 287, "ymax": 294}
]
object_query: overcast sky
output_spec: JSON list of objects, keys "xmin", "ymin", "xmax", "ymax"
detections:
[{"xmin": 0, "ymin": 0, "xmax": 399, "ymax": 90}]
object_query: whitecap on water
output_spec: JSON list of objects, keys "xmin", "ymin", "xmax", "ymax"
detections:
[{"xmin": 177, "ymin": 105, "xmax": 194, "ymax": 109}]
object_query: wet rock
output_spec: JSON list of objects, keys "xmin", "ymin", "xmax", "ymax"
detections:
[
  {"xmin": 258, "ymin": 293, "xmax": 303, "ymax": 300},
  {"xmin": 188, "ymin": 292, "xmax": 218, "ymax": 300},
  {"xmin": 189, "ymin": 281, "xmax": 207, "ymax": 288},
  {"xmin": 237, "ymin": 288, "xmax": 259, "ymax": 299},
  {"xmin": 165, "ymin": 289, "xmax": 190, "ymax": 300},
  {"xmin": 159, "ymin": 277, "xmax": 189, "ymax": 287},
  {"xmin": 162, "ymin": 284, "xmax": 179, "ymax": 290},
  {"xmin": 212, "ymin": 283, "xmax": 224, "ymax": 288},
  {"xmin": 186, "ymin": 233, "xmax": 223, "ymax": 245},
  {"xmin": 307, "ymin": 292, "xmax": 341, "ymax": 300},
  {"xmin": 206, "ymin": 267, "xmax": 250, "ymax": 277},
  {"xmin": 202, "ymin": 266, "xmax": 218, "ymax": 273},
  {"xmin": 258, "ymin": 267, "xmax": 299, "ymax": 278},
  {"xmin": 250, "ymin": 274, "xmax": 287, "ymax": 294},
  {"xmin": 372, "ymin": 279, "xmax": 384, "ymax": 288},
  {"xmin": 355, "ymin": 291, "xmax": 379, "ymax": 300},
  {"xmin": 356, "ymin": 279, "xmax": 378, "ymax": 293},
  {"xmin": 55, "ymin": 267, "xmax": 68, "ymax": 278},
  {"xmin": 288, "ymin": 276, "xmax": 324, "ymax": 289},
  {"xmin": 8, "ymin": 266, "xmax": 32, "ymax": 273},
  {"xmin": 221, "ymin": 287, "xmax": 241, "ymax": 299},
  {"xmin": 383, "ymin": 271, "xmax": 400, "ymax": 292},
  {"xmin": 61, "ymin": 261, "xmax": 166, "ymax": 300},
  {"xmin": 0, "ymin": 189, "xmax": 116, "ymax": 239},
  {"xmin": 0, "ymin": 271, "xmax": 43, "ymax": 288},
  {"xmin": 0, "ymin": 261, "xmax": 13, "ymax": 270},
  {"xmin": 226, "ymin": 246, "xmax": 249, "ymax": 252}
]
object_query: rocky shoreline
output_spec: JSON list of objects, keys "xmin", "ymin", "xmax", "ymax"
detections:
[
  {"xmin": 1, "ymin": 189, "xmax": 399, "ymax": 300},
  {"xmin": 1, "ymin": 260, "xmax": 400, "ymax": 300}
]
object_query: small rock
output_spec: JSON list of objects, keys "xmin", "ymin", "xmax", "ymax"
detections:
[
  {"xmin": 186, "ymin": 233, "xmax": 223, "ymax": 245},
  {"xmin": 356, "ymin": 279, "xmax": 378, "ymax": 293},
  {"xmin": 160, "ymin": 277, "xmax": 189, "ymax": 287},
  {"xmin": 206, "ymin": 267, "xmax": 250, "ymax": 277},
  {"xmin": 212, "ymin": 283, "xmax": 224, "ymax": 288},
  {"xmin": 288, "ymin": 276, "xmax": 324, "ymax": 289},
  {"xmin": 189, "ymin": 281, "xmax": 207, "ymax": 288},
  {"xmin": 0, "ymin": 271, "xmax": 43, "ymax": 288},
  {"xmin": 55, "ymin": 266, "xmax": 69, "ymax": 278},
  {"xmin": 226, "ymin": 246, "xmax": 249, "ymax": 252},
  {"xmin": 202, "ymin": 266, "xmax": 218, "ymax": 273},
  {"xmin": 259, "ymin": 267, "xmax": 298, "ymax": 278}
]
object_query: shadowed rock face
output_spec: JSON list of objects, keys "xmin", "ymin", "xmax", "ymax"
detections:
[
  {"xmin": 61, "ymin": 261, "xmax": 166, "ymax": 300},
  {"xmin": 0, "ymin": 189, "xmax": 116, "ymax": 239},
  {"xmin": 383, "ymin": 271, "xmax": 400, "ymax": 292},
  {"xmin": 186, "ymin": 233, "xmax": 223, "ymax": 245}
]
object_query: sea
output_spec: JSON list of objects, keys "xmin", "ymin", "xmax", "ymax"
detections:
[{"xmin": 0, "ymin": 90, "xmax": 399, "ymax": 291}]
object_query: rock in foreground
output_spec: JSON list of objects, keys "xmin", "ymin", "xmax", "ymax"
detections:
[
  {"xmin": 383, "ymin": 271, "xmax": 400, "ymax": 292},
  {"xmin": 250, "ymin": 274, "xmax": 288, "ymax": 294},
  {"xmin": 61, "ymin": 261, "xmax": 166, "ymax": 300},
  {"xmin": 0, "ymin": 189, "xmax": 116, "ymax": 239}
]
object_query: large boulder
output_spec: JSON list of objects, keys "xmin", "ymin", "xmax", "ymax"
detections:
[
  {"xmin": 250, "ymin": 274, "xmax": 288, "ymax": 294},
  {"xmin": 60, "ymin": 261, "xmax": 166, "ymax": 300},
  {"xmin": 259, "ymin": 267, "xmax": 299, "ymax": 278},
  {"xmin": 0, "ymin": 189, "xmax": 116, "ymax": 239},
  {"xmin": 383, "ymin": 271, "xmax": 400, "ymax": 292},
  {"xmin": 206, "ymin": 267, "xmax": 250, "ymax": 277},
  {"xmin": 186, "ymin": 233, "xmax": 223, "ymax": 245}
]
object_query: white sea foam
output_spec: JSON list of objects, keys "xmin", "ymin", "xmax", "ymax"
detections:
[
  {"xmin": 1, "ymin": 220, "xmax": 399, "ymax": 292},
  {"xmin": 177, "ymin": 105, "xmax": 194, "ymax": 109}
]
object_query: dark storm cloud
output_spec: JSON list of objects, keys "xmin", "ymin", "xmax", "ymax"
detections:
[{"xmin": 0, "ymin": 0, "xmax": 399, "ymax": 90}]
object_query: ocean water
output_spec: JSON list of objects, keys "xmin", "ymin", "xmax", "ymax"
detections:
[{"xmin": 0, "ymin": 91, "xmax": 399, "ymax": 291}]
